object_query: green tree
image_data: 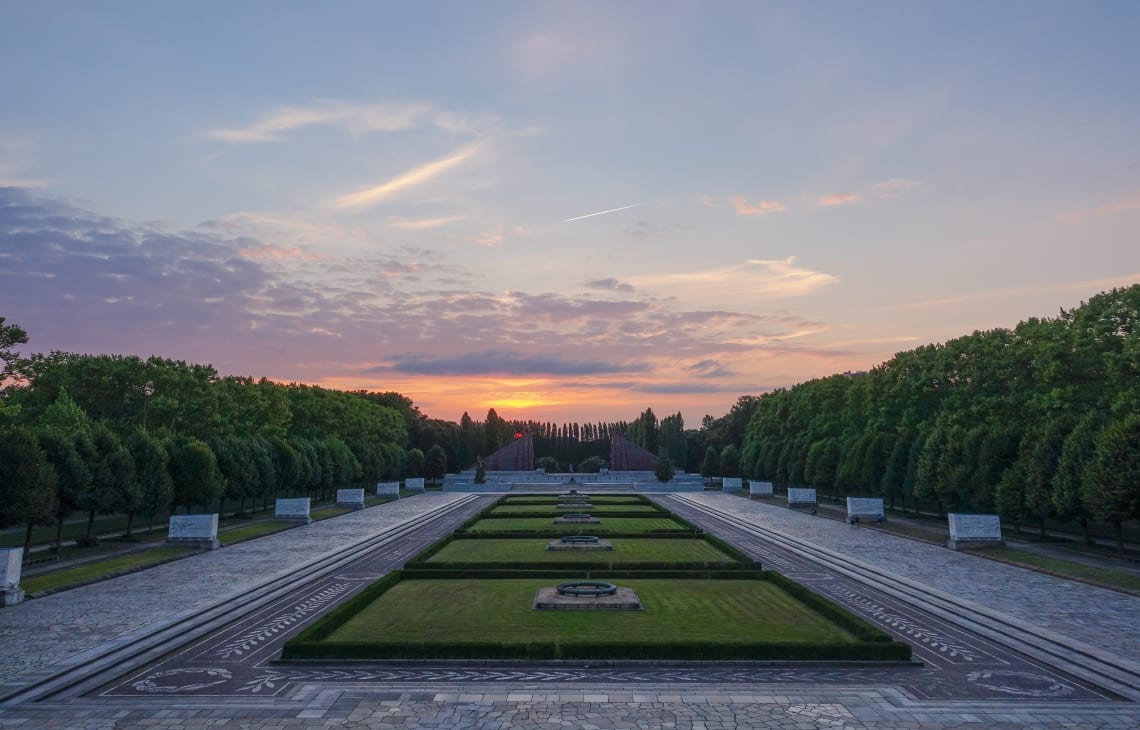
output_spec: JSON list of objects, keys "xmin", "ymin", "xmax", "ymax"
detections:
[
  {"xmin": 37, "ymin": 430, "xmax": 91, "ymax": 553},
  {"xmin": 425, "ymin": 444, "xmax": 448, "ymax": 481},
  {"xmin": 0, "ymin": 427, "xmax": 59, "ymax": 555},
  {"xmin": 654, "ymin": 455, "xmax": 675, "ymax": 483},
  {"xmin": 700, "ymin": 446, "xmax": 720, "ymax": 477},
  {"xmin": 719, "ymin": 444, "xmax": 741, "ymax": 478},
  {"xmin": 1085, "ymin": 415, "xmax": 1140, "ymax": 553},
  {"xmin": 127, "ymin": 429, "xmax": 172, "ymax": 537},
  {"xmin": 168, "ymin": 437, "xmax": 223, "ymax": 512},
  {"xmin": 405, "ymin": 447, "xmax": 425, "ymax": 479}
]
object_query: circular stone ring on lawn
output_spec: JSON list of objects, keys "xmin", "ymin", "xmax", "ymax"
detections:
[
  {"xmin": 557, "ymin": 581, "xmax": 618, "ymax": 597},
  {"xmin": 559, "ymin": 535, "xmax": 600, "ymax": 543}
]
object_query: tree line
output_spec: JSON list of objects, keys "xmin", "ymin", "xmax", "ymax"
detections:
[{"xmin": 735, "ymin": 286, "xmax": 1140, "ymax": 551}]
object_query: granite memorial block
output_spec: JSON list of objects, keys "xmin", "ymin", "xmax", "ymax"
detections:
[
  {"xmin": 0, "ymin": 548, "xmax": 25, "ymax": 607},
  {"xmin": 275, "ymin": 497, "xmax": 311, "ymax": 523},
  {"xmin": 947, "ymin": 513, "xmax": 1004, "ymax": 550},
  {"xmin": 787, "ymin": 487, "xmax": 817, "ymax": 506},
  {"xmin": 336, "ymin": 488, "xmax": 366, "ymax": 510},
  {"xmin": 749, "ymin": 481, "xmax": 774, "ymax": 496},
  {"xmin": 376, "ymin": 482, "xmax": 400, "ymax": 497},
  {"xmin": 846, "ymin": 497, "xmax": 885, "ymax": 522},
  {"xmin": 167, "ymin": 514, "xmax": 220, "ymax": 550},
  {"xmin": 722, "ymin": 477, "xmax": 743, "ymax": 491},
  {"xmin": 405, "ymin": 477, "xmax": 425, "ymax": 491}
]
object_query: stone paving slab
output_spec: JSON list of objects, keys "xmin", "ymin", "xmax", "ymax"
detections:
[
  {"xmin": 0, "ymin": 493, "xmax": 470, "ymax": 684},
  {"xmin": 686, "ymin": 493, "xmax": 1140, "ymax": 663},
  {"xmin": 2, "ymin": 686, "xmax": 1139, "ymax": 728}
]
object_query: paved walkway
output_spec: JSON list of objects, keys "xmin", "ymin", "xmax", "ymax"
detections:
[
  {"xmin": 3, "ymin": 491, "xmax": 1140, "ymax": 728},
  {"xmin": 0, "ymin": 493, "xmax": 470, "ymax": 684},
  {"xmin": 691, "ymin": 493, "xmax": 1140, "ymax": 663}
]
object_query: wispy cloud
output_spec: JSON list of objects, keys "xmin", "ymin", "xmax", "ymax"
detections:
[
  {"xmin": 583, "ymin": 278, "xmax": 635, "ymax": 292},
  {"xmin": 463, "ymin": 225, "xmax": 530, "ymax": 247},
  {"xmin": 387, "ymin": 215, "xmax": 466, "ymax": 230},
  {"xmin": 371, "ymin": 350, "xmax": 649, "ymax": 376},
  {"xmin": 0, "ymin": 132, "xmax": 46, "ymax": 187},
  {"xmin": 1096, "ymin": 193, "xmax": 1140, "ymax": 214},
  {"xmin": 563, "ymin": 202, "xmax": 647, "ymax": 223},
  {"xmin": 208, "ymin": 101, "xmax": 464, "ymax": 143},
  {"xmin": 895, "ymin": 274, "xmax": 1140, "ymax": 310},
  {"xmin": 871, "ymin": 178, "xmax": 922, "ymax": 199},
  {"xmin": 819, "ymin": 193, "xmax": 859, "ymax": 207},
  {"xmin": 730, "ymin": 196, "xmax": 786, "ymax": 216},
  {"xmin": 632, "ymin": 257, "xmax": 839, "ymax": 299},
  {"xmin": 333, "ymin": 144, "xmax": 481, "ymax": 210}
]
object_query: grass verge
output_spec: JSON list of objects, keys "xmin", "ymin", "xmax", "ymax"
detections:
[
  {"xmin": 221, "ymin": 521, "xmax": 299, "ymax": 544},
  {"xmin": 21, "ymin": 547, "xmax": 199, "ymax": 596},
  {"xmin": 969, "ymin": 547, "xmax": 1140, "ymax": 595}
]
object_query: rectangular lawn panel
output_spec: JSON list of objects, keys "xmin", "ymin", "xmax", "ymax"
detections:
[
  {"xmin": 424, "ymin": 538, "xmax": 736, "ymax": 564},
  {"xmin": 462, "ymin": 517, "xmax": 691, "ymax": 533},
  {"xmin": 487, "ymin": 504, "xmax": 663, "ymax": 515},
  {"xmin": 284, "ymin": 577, "xmax": 909, "ymax": 661}
]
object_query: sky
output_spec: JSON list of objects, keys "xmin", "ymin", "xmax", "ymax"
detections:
[{"xmin": 1, "ymin": 1, "xmax": 1138, "ymax": 425}]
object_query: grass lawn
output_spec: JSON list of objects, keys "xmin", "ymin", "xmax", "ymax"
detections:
[
  {"xmin": 311, "ymin": 505, "xmax": 353, "ymax": 521},
  {"xmin": 220, "ymin": 521, "xmax": 298, "ymax": 544},
  {"xmin": 21, "ymin": 547, "xmax": 198, "ymax": 595},
  {"xmin": 974, "ymin": 547, "xmax": 1140, "ymax": 595},
  {"xmin": 462, "ymin": 517, "xmax": 691, "ymax": 533},
  {"xmin": 487, "ymin": 504, "xmax": 663, "ymax": 515},
  {"xmin": 500, "ymin": 496, "xmax": 645, "ymax": 504},
  {"xmin": 425, "ymin": 538, "xmax": 736, "ymax": 564},
  {"xmin": 323, "ymin": 578, "xmax": 856, "ymax": 647}
]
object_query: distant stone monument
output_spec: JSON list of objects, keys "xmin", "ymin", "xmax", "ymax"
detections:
[
  {"xmin": 167, "ymin": 514, "xmax": 220, "ymax": 550},
  {"xmin": 846, "ymin": 497, "xmax": 885, "ymax": 523},
  {"xmin": 787, "ymin": 488, "xmax": 817, "ymax": 507},
  {"xmin": 947, "ymin": 513, "xmax": 1004, "ymax": 550},
  {"xmin": 482, "ymin": 435, "xmax": 535, "ymax": 471},
  {"xmin": 404, "ymin": 477, "xmax": 425, "ymax": 492},
  {"xmin": 749, "ymin": 481, "xmax": 774, "ymax": 496},
  {"xmin": 275, "ymin": 497, "xmax": 311, "ymax": 524},
  {"xmin": 533, "ymin": 581, "xmax": 643, "ymax": 610},
  {"xmin": 722, "ymin": 477, "xmax": 743, "ymax": 491},
  {"xmin": 546, "ymin": 535, "xmax": 614, "ymax": 551},
  {"xmin": 0, "ymin": 548, "xmax": 25, "ymax": 606},
  {"xmin": 376, "ymin": 482, "xmax": 400, "ymax": 498},
  {"xmin": 336, "ymin": 488, "xmax": 365, "ymax": 510},
  {"xmin": 609, "ymin": 434, "xmax": 657, "ymax": 471}
]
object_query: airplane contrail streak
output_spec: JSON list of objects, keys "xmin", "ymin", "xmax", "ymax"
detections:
[{"xmin": 562, "ymin": 202, "xmax": 648, "ymax": 223}]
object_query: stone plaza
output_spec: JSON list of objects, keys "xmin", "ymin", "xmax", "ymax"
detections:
[{"xmin": 1, "ymin": 491, "xmax": 1138, "ymax": 729}]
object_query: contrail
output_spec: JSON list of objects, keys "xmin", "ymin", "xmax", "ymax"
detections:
[{"xmin": 562, "ymin": 202, "xmax": 648, "ymax": 223}]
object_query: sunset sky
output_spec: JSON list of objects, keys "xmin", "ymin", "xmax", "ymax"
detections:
[{"xmin": 2, "ymin": 2, "xmax": 1138, "ymax": 425}]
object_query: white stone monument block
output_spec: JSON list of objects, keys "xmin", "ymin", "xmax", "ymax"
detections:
[
  {"xmin": 749, "ymin": 481, "xmax": 774, "ymax": 496},
  {"xmin": 0, "ymin": 548, "xmax": 24, "ymax": 606},
  {"xmin": 846, "ymin": 497, "xmax": 885, "ymax": 521},
  {"xmin": 275, "ymin": 497, "xmax": 311, "ymax": 523},
  {"xmin": 336, "ymin": 488, "xmax": 365, "ymax": 509},
  {"xmin": 947, "ymin": 513, "xmax": 1003, "ymax": 549},
  {"xmin": 787, "ymin": 487, "xmax": 817, "ymax": 506},
  {"xmin": 376, "ymin": 481, "xmax": 400, "ymax": 497},
  {"xmin": 167, "ymin": 514, "xmax": 220, "ymax": 550},
  {"xmin": 405, "ymin": 477, "xmax": 425, "ymax": 491},
  {"xmin": 722, "ymin": 477, "xmax": 743, "ymax": 491}
]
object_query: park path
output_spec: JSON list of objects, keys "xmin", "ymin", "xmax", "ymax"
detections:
[{"xmin": 0, "ymin": 492, "xmax": 470, "ymax": 684}]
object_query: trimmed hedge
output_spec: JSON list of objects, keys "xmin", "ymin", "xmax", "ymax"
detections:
[
  {"xmin": 455, "ymin": 529, "xmax": 701, "ymax": 538},
  {"xmin": 283, "ymin": 637, "xmax": 910, "ymax": 662},
  {"xmin": 295, "ymin": 570, "xmax": 404, "ymax": 644},
  {"xmin": 761, "ymin": 571, "xmax": 894, "ymax": 643},
  {"xmin": 400, "ymin": 568, "xmax": 765, "ymax": 580}
]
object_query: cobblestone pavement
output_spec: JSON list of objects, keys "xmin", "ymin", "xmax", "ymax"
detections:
[
  {"xmin": 685, "ymin": 493, "xmax": 1140, "ymax": 663},
  {"xmin": 3, "ymin": 491, "xmax": 1139, "ymax": 728},
  {"xmin": 0, "ymin": 493, "xmax": 472, "ymax": 684}
]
